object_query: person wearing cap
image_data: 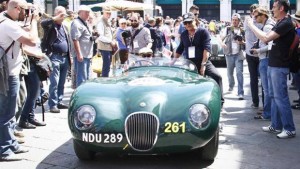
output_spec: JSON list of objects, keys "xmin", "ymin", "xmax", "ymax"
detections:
[
  {"xmin": 221, "ymin": 13, "xmax": 245, "ymax": 100},
  {"xmin": 96, "ymin": 7, "xmax": 116, "ymax": 77},
  {"xmin": 71, "ymin": 5, "xmax": 93, "ymax": 85},
  {"xmin": 41, "ymin": 6, "xmax": 71, "ymax": 113},
  {"xmin": 246, "ymin": 0, "xmax": 296, "ymax": 139},
  {"xmin": 0, "ymin": 0, "xmax": 38, "ymax": 161},
  {"xmin": 244, "ymin": 4, "xmax": 263, "ymax": 109},
  {"xmin": 175, "ymin": 12, "xmax": 224, "ymax": 105},
  {"xmin": 115, "ymin": 18, "xmax": 129, "ymax": 64},
  {"xmin": 290, "ymin": 10, "xmax": 300, "ymax": 110},
  {"xmin": 249, "ymin": 7, "xmax": 275, "ymax": 120}
]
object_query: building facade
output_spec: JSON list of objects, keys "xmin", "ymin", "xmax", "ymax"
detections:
[{"xmin": 28, "ymin": 0, "xmax": 297, "ymax": 21}]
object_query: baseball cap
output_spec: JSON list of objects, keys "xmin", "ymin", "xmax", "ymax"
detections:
[
  {"xmin": 119, "ymin": 18, "xmax": 127, "ymax": 24},
  {"xmin": 182, "ymin": 12, "xmax": 194, "ymax": 22},
  {"xmin": 232, "ymin": 13, "xmax": 241, "ymax": 20}
]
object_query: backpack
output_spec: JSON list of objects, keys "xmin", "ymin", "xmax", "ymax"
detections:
[{"xmin": 288, "ymin": 30, "xmax": 300, "ymax": 73}]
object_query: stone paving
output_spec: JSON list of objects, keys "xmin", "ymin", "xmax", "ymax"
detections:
[{"xmin": 1, "ymin": 65, "xmax": 300, "ymax": 169}]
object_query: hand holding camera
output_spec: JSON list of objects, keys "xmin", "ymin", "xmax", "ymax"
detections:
[{"xmin": 250, "ymin": 41, "xmax": 259, "ymax": 55}]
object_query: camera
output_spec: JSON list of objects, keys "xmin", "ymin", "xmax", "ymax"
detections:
[
  {"xmin": 90, "ymin": 31, "xmax": 99, "ymax": 41},
  {"xmin": 25, "ymin": 7, "xmax": 35, "ymax": 16},
  {"xmin": 250, "ymin": 41, "xmax": 259, "ymax": 55},
  {"xmin": 233, "ymin": 34, "xmax": 243, "ymax": 41},
  {"xmin": 121, "ymin": 30, "xmax": 131, "ymax": 38}
]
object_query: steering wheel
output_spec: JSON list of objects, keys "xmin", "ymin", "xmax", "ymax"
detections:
[{"xmin": 134, "ymin": 59, "xmax": 155, "ymax": 66}]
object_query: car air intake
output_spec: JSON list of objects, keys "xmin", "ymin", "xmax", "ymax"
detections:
[{"xmin": 125, "ymin": 112, "xmax": 159, "ymax": 151}]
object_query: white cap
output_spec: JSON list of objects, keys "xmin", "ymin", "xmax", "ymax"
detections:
[{"xmin": 78, "ymin": 5, "xmax": 91, "ymax": 12}]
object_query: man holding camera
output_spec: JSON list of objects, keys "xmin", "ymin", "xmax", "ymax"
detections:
[
  {"xmin": 0, "ymin": 0, "xmax": 38, "ymax": 161},
  {"xmin": 222, "ymin": 13, "xmax": 245, "ymax": 100},
  {"xmin": 249, "ymin": 7, "xmax": 275, "ymax": 120},
  {"xmin": 41, "ymin": 6, "xmax": 71, "ymax": 113}
]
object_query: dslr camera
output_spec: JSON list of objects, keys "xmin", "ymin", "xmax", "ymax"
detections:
[
  {"xmin": 25, "ymin": 7, "xmax": 35, "ymax": 17},
  {"xmin": 250, "ymin": 41, "xmax": 259, "ymax": 55},
  {"xmin": 90, "ymin": 31, "xmax": 99, "ymax": 41},
  {"xmin": 121, "ymin": 30, "xmax": 131, "ymax": 38},
  {"xmin": 233, "ymin": 34, "xmax": 243, "ymax": 41}
]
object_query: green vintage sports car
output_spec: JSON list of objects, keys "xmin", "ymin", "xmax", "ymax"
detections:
[{"xmin": 68, "ymin": 57, "xmax": 221, "ymax": 161}]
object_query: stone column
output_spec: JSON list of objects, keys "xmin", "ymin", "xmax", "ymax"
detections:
[
  {"xmin": 181, "ymin": 0, "xmax": 193, "ymax": 15},
  {"xmin": 220, "ymin": 0, "xmax": 232, "ymax": 22},
  {"xmin": 297, "ymin": 0, "xmax": 300, "ymax": 11},
  {"xmin": 258, "ymin": 0, "xmax": 270, "ymax": 10}
]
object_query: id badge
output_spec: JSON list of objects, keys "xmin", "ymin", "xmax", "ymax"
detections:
[
  {"xmin": 133, "ymin": 41, "xmax": 139, "ymax": 48},
  {"xmin": 188, "ymin": 46, "xmax": 195, "ymax": 58}
]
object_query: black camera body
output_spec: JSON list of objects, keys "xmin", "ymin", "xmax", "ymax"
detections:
[
  {"xmin": 233, "ymin": 34, "xmax": 243, "ymax": 41},
  {"xmin": 250, "ymin": 41, "xmax": 260, "ymax": 55},
  {"xmin": 121, "ymin": 30, "xmax": 131, "ymax": 38},
  {"xmin": 25, "ymin": 8, "xmax": 35, "ymax": 16}
]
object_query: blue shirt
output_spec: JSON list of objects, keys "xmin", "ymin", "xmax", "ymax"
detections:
[
  {"xmin": 116, "ymin": 28, "xmax": 128, "ymax": 50},
  {"xmin": 176, "ymin": 27, "xmax": 211, "ymax": 69},
  {"xmin": 52, "ymin": 24, "xmax": 68, "ymax": 53}
]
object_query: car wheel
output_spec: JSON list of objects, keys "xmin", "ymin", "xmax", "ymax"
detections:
[
  {"xmin": 73, "ymin": 139, "xmax": 96, "ymax": 160},
  {"xmin": 200, "ymin": 128, "xmax": 219, "ymax": 161}
]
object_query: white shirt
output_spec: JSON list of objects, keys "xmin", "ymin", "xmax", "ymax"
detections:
[{"xmin": 0, "ymin": 16, "xmax": 27, "ymax": 76}]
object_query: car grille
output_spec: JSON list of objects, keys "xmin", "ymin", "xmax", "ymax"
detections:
[{"xmin": 125, "ymin": 112, "xmax": 159, "ymax": 151}]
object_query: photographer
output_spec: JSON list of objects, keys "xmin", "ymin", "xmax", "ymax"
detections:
[
  {"xmin": 41, "ymin": 6, "xmax": 71, "ymax": 113},
  {"xmin": 221, "ymin": 13, "xmax": 245, "ymax": 100},
  {"xmin": 249, "ymin": 7, "xmax": 275, "ymax": 120},
  {"xmin": 0, "ymin": 0, "xmax": 38, "ymax": 161}
]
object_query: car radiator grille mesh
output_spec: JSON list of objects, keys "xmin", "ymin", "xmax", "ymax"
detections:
[{"xmin": 125, "ymin": 112, "xmax": 159, "ymax": 151}]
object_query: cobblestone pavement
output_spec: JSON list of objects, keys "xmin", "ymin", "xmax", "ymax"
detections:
[{"xmin": 1, "ymin": 65, "xmax": 300, "ymax": 169}]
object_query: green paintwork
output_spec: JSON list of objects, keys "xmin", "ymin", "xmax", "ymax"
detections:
[{"xmin": 68, "ymin": 65, "xmax": 221, "ymax": 154}]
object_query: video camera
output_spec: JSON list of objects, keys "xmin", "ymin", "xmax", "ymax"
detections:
[
  {"xmin": 250, "ymin": 41, "xmax": 259, "ymax": 55},
  {"xmin": 233, "ymin": 34, "xmax": 243, "ymax": 41},
  {"xmin": 121, "ymin": 30, "xmax": 131, "ymax": 38}
]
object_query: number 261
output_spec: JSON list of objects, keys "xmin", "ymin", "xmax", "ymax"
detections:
[{"xmin": 164, "ymin": 122, "xmax": 186, "ymax": 133}]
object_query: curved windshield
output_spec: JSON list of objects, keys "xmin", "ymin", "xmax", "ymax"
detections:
[{"xmin": 118, "ymin": 55, "xmax": 198, "ymax": 73}]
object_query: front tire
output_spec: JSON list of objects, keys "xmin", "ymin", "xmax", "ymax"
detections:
[
  {"xmin": 73, "ymin": 139, "xmax": 96, "ymax": 160},
  {"xmin": 200, "ymin": 129, "xmax": 219, "ymax": 161}
]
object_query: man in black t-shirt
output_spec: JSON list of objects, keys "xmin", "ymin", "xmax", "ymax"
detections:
[{"xmin": 246, "ymin": 0, "xmax": 296, "ymax": 139}]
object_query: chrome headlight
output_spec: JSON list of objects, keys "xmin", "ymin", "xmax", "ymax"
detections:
[
  {"xmin": 74, "ymin": 105, "xmax": 96, "ymax": 130},
  {"xmin": 188, "ymin": 104, "xmax": 210, "ymax": 129}
]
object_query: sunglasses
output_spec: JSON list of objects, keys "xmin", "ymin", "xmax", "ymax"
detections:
[
  {"xmin": 130, "ymin": 19, "xmax": 138, "ymax": 22},
  {"xmin": 183, "ymin": 21, "xmax": 193, "ymax": 25},
  {"xmin": 141, "ymin": 53, "xmax": 152, "ymax": 58},
  {"xmin": 254, "ymin": 14, "xmax": 262, "ymax": 19}
]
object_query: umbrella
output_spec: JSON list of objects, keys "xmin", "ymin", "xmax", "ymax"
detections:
[{"xmin": 88, "ymin": 0, "xmax": 159, "ymax": 12}]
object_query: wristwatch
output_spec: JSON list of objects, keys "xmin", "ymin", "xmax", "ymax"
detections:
[{"xmin": 201, "ymin": 62, "xmax": 207, "ymax": 66}]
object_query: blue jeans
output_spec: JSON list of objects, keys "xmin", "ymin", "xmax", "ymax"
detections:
[
  {"xmin": 100, "ymin": 50, "xmax": 112, "ymax": 77},
  {"xmin": 225, "ymin": 54, "xmax": 244, "ymax": 95},
  {"xmin": 20, "ymin": 62, "xmax": 41, "ymax": 122},
  {"xmin": 75, "ymin": 57, "xmax": 91, "ymax": 87},
  {"xmin": 48, "ymin": 54, "xmax": 69, "ymax": 109},
  {"xmin": 259, "ymin": 58, "xmax": 271, "ymax": 119},
  {"xmin": 0, "ymin": 76, "xmax": 20, "ymax": 157},
  {"xmin": 268, "ymin": 67, "xmax": 295, "ymax": 131}
]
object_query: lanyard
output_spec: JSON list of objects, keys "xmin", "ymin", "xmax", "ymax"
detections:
[{"xmin": 189, "ymin": 34, "xmax": 194, "ymax": 47}]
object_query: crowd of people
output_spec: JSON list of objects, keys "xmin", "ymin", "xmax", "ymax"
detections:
[{"xmin": 0, "ymin": 0, "xmax": 299, "ymax": 162}]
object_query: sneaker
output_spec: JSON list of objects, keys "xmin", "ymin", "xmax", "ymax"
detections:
[
  {"xmin": 14, "ymin": 146, "xmax": 29, "ymax": 154},
  {"xmin": 16, "ymin": 138, "xmax": 25, "ymax": 144},
  {"xmin": 277, "ymin": 130, "xmax": 296, "ymax": 139},
  {"xmin": 50, "ymin": 107, "xmax": 60, "ymax": 113},
  {"xmin": 291, "ymin": 104, "xmax": 300, "ymax": 110},
  {"xmin": 0, "ymin": 154, "xmax": 23, "ymax": 161},
  {"xmin": 14, "ymin": 130, "xmax": 24, "ymax": 138},
  {"xmin": 262, "ymin": 125, "xmax": 281, "ymax": 134},
  {"xmin": 238, "ymin": 94, "xmax": 244, "ymax": 100},
  {"xmin": 254, "ymin": 115, "xmax": 270, "ymax": 121},
  {"xmin": 57, "ymin": 103, "xmax": 69, "ymax": 109},
  {"xmin": 28, "ymin": 119, "xmax": 46, "ymax": 126},
  {"xmin": 18, "ymin": 121, "xmax": 36, "ymax": 129},
  {"xmin": 251, "ymin": 103, "xmax": 259, "ymax": 108}
]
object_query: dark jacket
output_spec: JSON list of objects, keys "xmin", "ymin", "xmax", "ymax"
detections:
[
  {"xmin": 144, "ymin": 23, "xmax": 158, "ymax": 52},
  {"xmin": 41, "ymin": 18, "xmax": 71, "ymax": 58}
]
